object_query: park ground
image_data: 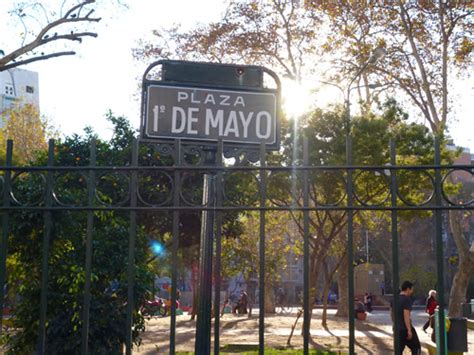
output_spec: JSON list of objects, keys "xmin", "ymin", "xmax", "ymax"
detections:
[{"xmin": 136, "ymin": 308, "xmax": 474, "ymax": 354}]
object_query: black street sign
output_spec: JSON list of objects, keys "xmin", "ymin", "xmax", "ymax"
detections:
[{"xmin": 143, "ymin": 84, "xmax": 278, "ymax": 147}]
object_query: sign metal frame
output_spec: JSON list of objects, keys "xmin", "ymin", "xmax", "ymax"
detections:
[{"xmin": 140, "ymin": 60, "xmax": 281, "ymax": 151}]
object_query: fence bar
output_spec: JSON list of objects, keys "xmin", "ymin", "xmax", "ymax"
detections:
[
  {"xmin": 195, "ymin": 173, "xmax": 215, "ymax": 354},
  {"xmin": 0, "ymin": 140, "xmax": 13, "ymax": 336},
  {"xmin": 346, "ymin": 136, "xmax": 355, "ymax": 355},
  {"xmin": 434, "ymin": 137, "xmax": 447, "ymax": 355},
  {"xmin": 37, "ymin": 139, "xmax": 55, "ymax": 354},
  {"xmin": 81, "ymin": 139, "xmax": 96, "ymax": 354},
  {"xmin": 125, "ymin": 139, "xmax": 139, "ymax": 355},
  {"xmin": 302, "ymin": 137, "xmax": 310, "ymax": 354},
  {"xmin": 170, "ymin": 139, "xmax": 181, "ymax": 355},
  {"xmin": 213, "ymin": 140, "xmax": 224, "ymax": 355},
  {"xmin": 390, "ymin": 139, "xmax": 400, "ymax": 354},
  {"xmin": 259, "ymin": 142, "xmax": 266, "ymax": 355}
]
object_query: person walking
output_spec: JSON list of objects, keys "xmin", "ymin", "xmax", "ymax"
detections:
[
  {"xmin": 422, "ymin": 290, "xmax": 437, "ymax": 332},
  {"xmin": 364, "ymin": 292, "xmax": 373, "ymax": 312},
  {"xmin": 392, "ymin": 280, "xmax": 421, "ymax": 354},
  {"xmin": 232, "ymin": 290, "xmax": 248, "ymax": 314}
]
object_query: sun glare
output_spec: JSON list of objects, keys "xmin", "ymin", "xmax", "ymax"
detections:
[
  {"xmin": 282, "ymin": 79, "xmax": 348, "ymax": 119},
  {"xmin": 282, "ymin": 79, "xmax": 315, "ymax": 118}
]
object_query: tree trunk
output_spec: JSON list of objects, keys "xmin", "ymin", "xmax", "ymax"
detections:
[
  {"xmin": 264, "ymin": 281, "xmax": 275, "ymax": 314},
  {"xmin": 321, "ymin": 258, "xmax": 331, "ymax": 326},
  {"xmin": 322, "ymin": 252, "xmax": 347, "ymax": 325},
  {"xmin": 301, "ymin": 255, "xmax": 321, "ymax": 335},
  {"xmin": 247, "ymin": 281, "xmax": 255, "ymax": 318},
  {"xmin": 447, "ymin": 210, "xmax": 474, "ymax": 317},
  {"xmin": 190, "ymin": 264, "xmax": 198, "ymax": 320},
  {"xmin": 321, "ymin": 279, "xmax": 331, "ymax": 326},
  {"xmin": 448, "ymin": 258, "xmax": 474, "ymax": 317},
  {"xmin": 336, "ymin": 254, "xmax": 349, "ymax": 317}
]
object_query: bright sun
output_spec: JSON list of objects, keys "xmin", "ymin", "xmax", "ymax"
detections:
[
  {"xmin": 281, "ymin": 79, "xmax": 314, "ymax": 118},
  {"xmin": 282, "ymin": 79, "xmax": 349, "ymax": 119}
]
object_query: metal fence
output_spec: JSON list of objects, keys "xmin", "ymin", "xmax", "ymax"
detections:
[{"xmin": 0, "ymin": 136, "xmax": 473, "ymax": 355}]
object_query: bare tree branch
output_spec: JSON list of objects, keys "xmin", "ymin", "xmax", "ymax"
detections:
[
  {"xmin": 397, "ymin": 0, "xmax": 440, "ymax": 132},
  {"xmin": 0, "ymin": 0, "xmax": 101, "ymax": 72},
  {"xmin": 0, "ymin": 52, "xmax": 76, "ymax": 71}
]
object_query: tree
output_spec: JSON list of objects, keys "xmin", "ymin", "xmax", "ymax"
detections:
[
  {"xmin": 133, "ymin": 0, "xmax": 320, "ymax": 81},
  {"xmin": 268, "ymin": 100, "xmax": 453, "ymax": 326},
  {"xmin": 135, "ymin": 141, "xmax": 247, "ymax": 321},
  {"xmin": 134, "ymin": 0, "xmax": 470, "ymax": 321},
  {"xmin": 314, "ymin": 1, "xmax": 473, "ymax": 315},
  {"xmin": 0, "ymin": 103, "xmax": 56, "ymax": 164},
  {"xmin": 0, "ymin": 0, "xmax": 104, "ymax": 72},
  {"xmin": 314, "ymin": 1, "xmax": 473, "ymax": 134},
  {"xmin": 2, "ymin": 113, "xmax": 153, "ymax": 353},
  {"xmin": 446, "ymin": 180, "xmax": 474, "ymax": 317},
  {"xmin": 221, "ymin": 211, "xmax": 301, "ymax": 314}
]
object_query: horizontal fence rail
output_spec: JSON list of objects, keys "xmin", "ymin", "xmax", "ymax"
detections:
[{"xmin": 0, "ymin": 168, "xmax": 471, "ymax": 210}]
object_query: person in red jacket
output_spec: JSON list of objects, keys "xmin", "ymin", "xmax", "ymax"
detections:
[{"xmin": 423, "ymin": 290, "xmax": 438, "ymax": 332}]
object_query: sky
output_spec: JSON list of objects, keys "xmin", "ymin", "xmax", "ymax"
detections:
[
  {"xmin": 1, "ymin": 0, "xmax": 473, "ymax": 151},
  {"xmin": 0, "ymin": 0, "xmax": 228, "ymax": 139}
]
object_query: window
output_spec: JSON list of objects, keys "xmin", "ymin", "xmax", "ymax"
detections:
[
  {"xmin": 26, "ymin": 85, "xmax": 34, "ymax": 93},
  {"xmin": 5, "ymin": 85, "xmax": 14, "ymax": 96}
]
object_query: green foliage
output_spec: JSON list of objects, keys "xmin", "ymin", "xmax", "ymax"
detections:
[
  {"xmin": 135, "ymin": 128, "xmax": 245, "ymax": 279},
  {"xmin": 3, "ymin": 113, "xmax": 153, "ymax": 354},
  {"xmin": 267, "ymin": 101, "xmax": 457, "ymax": 300},
  {"xmin": 221, "ymin": 212, "xmax": 301, "ymax": 285},
  {"xmin": 400, "ymin": 265, "xmax": 437, "ymax": 299}
]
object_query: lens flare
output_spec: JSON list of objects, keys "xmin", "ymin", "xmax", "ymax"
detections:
[{"xmin": 150, "ymin": 240, "xmax": 165, "ymax": 256}]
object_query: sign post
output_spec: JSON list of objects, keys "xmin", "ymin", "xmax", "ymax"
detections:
[{"xmin": 140, "ymin": 60, "xmax": 281, "ymax": 355}]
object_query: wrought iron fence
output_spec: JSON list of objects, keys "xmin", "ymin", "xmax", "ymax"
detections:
[{"xmin": 0, "ymin": 137, "xmax": 472, "ymax": 355}]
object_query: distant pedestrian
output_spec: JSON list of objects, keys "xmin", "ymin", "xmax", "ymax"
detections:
[
  {"xmin": 354, "ymin": 298, "xmax": 366, "ymax": 319},
  {"xmin": 391, "ymin": 281, "xmax": 421, "ymax": 355},
  {"xmin": 364, "ymin": 292, "xmax": 373, "ymax": 312},
  {"xmin": 232, "ymin": 290, "xmax": 248, "ymax": 314},
  {"xmin": 276, "ymin": 287, "xmax": 285, "ymax": 304},
  {"xmin": 422, "ymin": 290, "xmax": 437, "ymax": 332},
  {"xmin": 221, "ymin": 297, "xmax": 231, "ymax": 317}
]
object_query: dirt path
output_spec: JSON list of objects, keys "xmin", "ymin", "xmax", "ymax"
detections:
[{"xmin": 137, "ymin": 308, "xmax": 471, "ymax": 354}]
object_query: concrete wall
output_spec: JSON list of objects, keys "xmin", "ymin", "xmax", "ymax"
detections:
[
  {"xmin": 0, "ymin": 68, "xmax": 39, "ymax": 113},
  {"xmin": 355, "ymin": 263, "xmax": 385, "ymax": 297}
]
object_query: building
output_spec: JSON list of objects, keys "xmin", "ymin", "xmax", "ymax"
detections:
[
  {"xmin": 279, "ymin": 249, "xmax": 304, "ymax": 304},
  {"xmin": 0, "ymin": 67, "xmax": 39, "ymax": 113},
  {"xmin": 354, "ymin": 263, "xmax": 385, "ymax": 297}
]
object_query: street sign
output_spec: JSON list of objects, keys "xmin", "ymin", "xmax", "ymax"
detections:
[
  {"xmin": 144, "ymin": 85, "xmax": 278, "ymax": 146},
  {"xmin": 140, "ymin": 60, "xmax": 281, "ymax": 149}
]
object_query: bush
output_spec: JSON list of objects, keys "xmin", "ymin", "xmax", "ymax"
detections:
[{"xmin": 3, "ymin": 115, "xmax": 153, "ymax": 354}]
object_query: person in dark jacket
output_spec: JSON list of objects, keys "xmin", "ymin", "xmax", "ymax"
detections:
[
  {"xmin": 364, "ymin": 292, "xmax": 373, "ymax": 312},
  {"xmin": 423, "ymin": 289, "xmax": 438, "ymax": 332},
  {"xmin": 391, "ymin": 281, "xmax": 421, "ymax": 355},
  {"xmin": 232, "ymin": 290, "xmax": 248, "ymax": 314}
]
